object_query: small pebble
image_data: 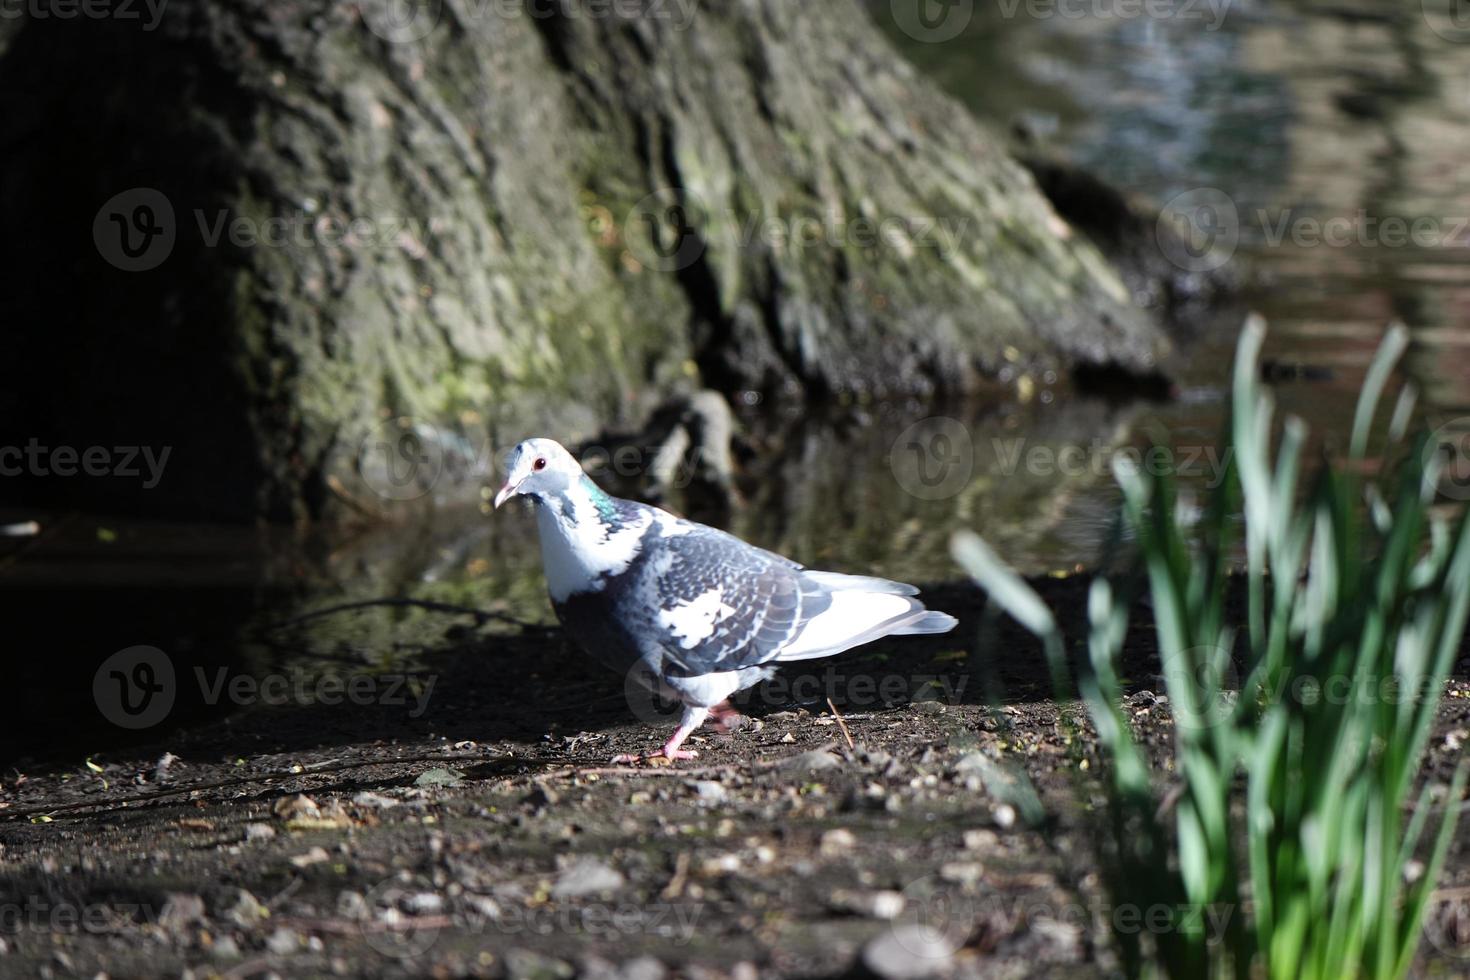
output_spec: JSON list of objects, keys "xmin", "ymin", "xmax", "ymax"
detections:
[
  {"xmin": 552, "ymin": 858, "xmax": 625, "ymax": 898},
  {"xmin": 414, "ymin": 767, "xmax": 465, "ymax": 788},
  {"xmin": 862, "ymin": 924, "xmax": 957, "ymax": 979},
  {"xmin": 243, "ymin": 822, "xmax": 276, "ymax": 842},
  {"xmin": 211, "ymin": 935, "xmax": 241, "ymax": 960},
  {"xmin": 690, "ymin": 781, "xmax": 727, "ymax": 803}
]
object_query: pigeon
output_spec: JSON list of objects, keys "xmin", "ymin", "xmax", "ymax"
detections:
[{"xmin": 494, "ymin": 438, "xmax": 958, "ymax": 762}]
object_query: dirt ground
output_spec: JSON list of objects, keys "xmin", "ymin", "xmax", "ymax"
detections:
[{"xmin": 3, "ymin": 579, "xmax": 1469, "ymax": 980}]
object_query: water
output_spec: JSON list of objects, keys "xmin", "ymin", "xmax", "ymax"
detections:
[{"xmin": 7, "ymin": 0, "xmax": 1469, "ymax": 761}]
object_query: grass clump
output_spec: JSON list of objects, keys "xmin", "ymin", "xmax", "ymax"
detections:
[{"xmin": 954, "ymin": 317, "xmax": 1470, "ymax": 979}]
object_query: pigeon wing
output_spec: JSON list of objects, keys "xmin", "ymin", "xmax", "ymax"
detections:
[{"xmin": 639, "ymin": 523, "xmax": 830, "ymax": 676}]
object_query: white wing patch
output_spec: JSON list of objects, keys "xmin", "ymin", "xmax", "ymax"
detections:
[
  {"xmin": 778, "ymin": 590, "xmax": 919, "ymax": 660},
  {"xmin": 654, "ymin": 512, "xmax": 695, "ymax": 537},
  {"xmin": 659, "ymin": 589, "xmax": 739, "ymax": 649}
]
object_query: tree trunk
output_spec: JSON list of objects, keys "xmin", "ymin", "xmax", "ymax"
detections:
[{"xmin": 0, "ymin": 0, "xmax": 1174, "ymax": 523}]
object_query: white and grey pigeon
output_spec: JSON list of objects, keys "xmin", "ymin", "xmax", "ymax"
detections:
[{"xmin": 494, "ymin": 438, "xmax": 958, "ymax": 762}]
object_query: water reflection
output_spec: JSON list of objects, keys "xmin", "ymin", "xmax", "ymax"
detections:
[{"xmin": 880, "ymin": 0, "xmax": 1470, "ymax": 418}]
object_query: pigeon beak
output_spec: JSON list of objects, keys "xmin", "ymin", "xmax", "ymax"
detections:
[{"xmin": 493, "ymin": 479, "xmax": 521, "ymax": 510}]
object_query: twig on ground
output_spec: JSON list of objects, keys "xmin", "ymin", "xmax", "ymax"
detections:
[
  {"xmin": 661, "ymin": 851, "xmax": 691, "ymax": 900},
  {"xmin": 826, "ymin": 697, "xmax": 855, "ymax": 750}
]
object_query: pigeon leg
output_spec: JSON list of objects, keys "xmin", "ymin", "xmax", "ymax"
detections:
[{"xmin": 612, "ymin": 705, "xmax": 708, "ymax": 763}]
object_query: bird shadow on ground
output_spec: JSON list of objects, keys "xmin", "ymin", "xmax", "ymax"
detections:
[{"xmin": 6, "ymin": 574, "xmax": 1142, "ymax": 779}]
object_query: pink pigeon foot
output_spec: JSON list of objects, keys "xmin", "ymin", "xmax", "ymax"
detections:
[{"xmin": 611, "ymin": 705, "xmax": 708, "ymax": 763}]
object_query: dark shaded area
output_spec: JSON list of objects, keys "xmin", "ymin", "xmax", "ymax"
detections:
[
  {"xmin": 0, "ymin": 12, "xmax": 264, "ymax": 520},
  {"xmin": 0, "ymin": 0, "xmax": 1188, "ymax": 524}
]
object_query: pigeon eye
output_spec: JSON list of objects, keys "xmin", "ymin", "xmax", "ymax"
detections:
[{"xmin": 533, "ymin": 457, "xmax": 547, "ymax": 471}]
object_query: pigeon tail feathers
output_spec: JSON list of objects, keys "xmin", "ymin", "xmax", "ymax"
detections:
[
  {"xmin": 892, "ymin": 610, "xmax": 959, "ymax": 634},
  {"xmin": 773, "ymin": 575, "xmax": 956, "ymax": 663}
]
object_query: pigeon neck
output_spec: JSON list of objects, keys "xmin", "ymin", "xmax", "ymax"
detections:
[
  {"xmin": 539, "ymin": 475, "xmax": 620, "ymax": 532},
  {"xmin": 535, "ymin": 476, "xmax": 641, "ymax": 600}
]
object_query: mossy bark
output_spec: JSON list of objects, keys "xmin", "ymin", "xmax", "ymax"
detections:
[{"xmin": 0, "ymin": 0, "xmax": 1172, "ymax": 522}]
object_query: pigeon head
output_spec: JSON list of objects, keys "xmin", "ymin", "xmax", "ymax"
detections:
[{"xmin": 494, "ymin": 438, "xmax": 583, "ymax": 509}]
